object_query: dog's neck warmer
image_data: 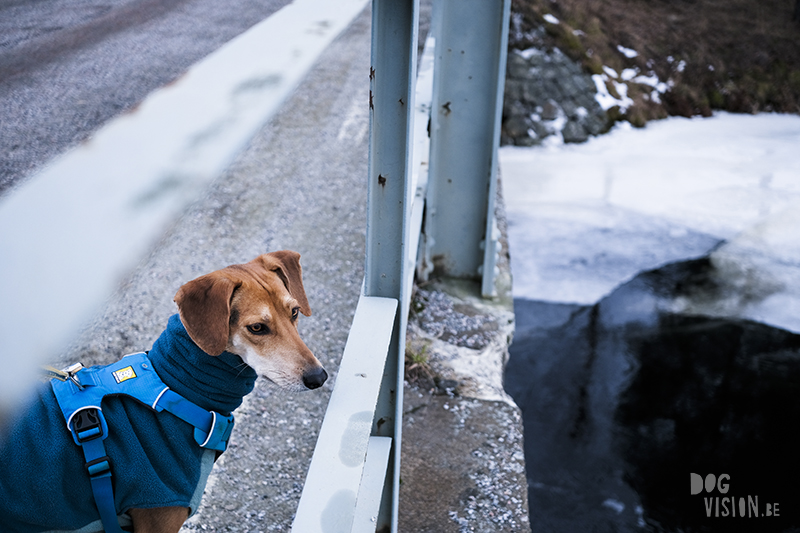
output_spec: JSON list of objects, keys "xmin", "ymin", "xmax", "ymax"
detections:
[{"xmin": 148, "ymin": 314, "xmax": 257, "ymax": 416}]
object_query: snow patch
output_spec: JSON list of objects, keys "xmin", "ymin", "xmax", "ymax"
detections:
[
  {"xmin": 617, "ymin": 44, "xmax": 638, "ymax": 58},
  {"xmin": 633, "ymin": 73, "xmax": 669, "ymax": 93},
  {"xmin": 650, "ymin": 90, "xmax": 662, "ymax": 104},
  {"xmin": 602, "ymin": 65, "xmax": 618, "ymax": 78},
  {"xmin": 620, "ymin": 68, "xmax": 638, "ymax": 81},
  {"xmin": 631, "ymin": 72, "xmax": 671, "ymax": 103},
  {"xmin": 543, "ymin": 13, "xmax": 560, "ymax": 24},
  {"xmin": 592, "ymin": 74, "xmax": 633, "ymax": 112},
  {"xmin": 517, "ymin": 47, "xmax": 543, "ymax": 60}
]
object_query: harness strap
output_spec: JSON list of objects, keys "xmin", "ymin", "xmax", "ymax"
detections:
[
  {"xmin": 78, "ymin": 430, "xmax": 123, "ymax": 533},
  {"xmin": 155, "ymin": 389, "xmax": 233, "ymax": 452},
  {"xmin": 51, "ymin": 353, "xmax": 235, "ymax": 533}
]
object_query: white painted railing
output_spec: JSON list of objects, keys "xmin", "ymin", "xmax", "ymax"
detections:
[
  {"xmin": 290, "ymin": 296, "xmax": 398, "ymax": 531},
  {"xmin": 292, "ymin": 0, "xmax": 510, "ymax": 531}
]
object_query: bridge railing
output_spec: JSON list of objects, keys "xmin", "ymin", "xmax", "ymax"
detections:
[{"xmin": 292, "ymin": 1, "xmax": 511, "ymax": 531}]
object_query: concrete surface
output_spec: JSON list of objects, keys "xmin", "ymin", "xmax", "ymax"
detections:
[
  {"xmin": 400, "ymin": 183, "xmax": 531, "ymax": 532},
  {"xmin": 400, "ymin": 391, "xmax": 529, "ymax": 533}
]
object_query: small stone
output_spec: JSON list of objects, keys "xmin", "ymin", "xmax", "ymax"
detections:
[
  {"xmin": 502, "ymin": 98, "xmax": 528, "ymax": 119},
  {"xmin": 503, "ymin": 115, "xmax": 533, "ymax": 139},
  {"xmin": 583, "ymin": 111, "xmax": 609, "ymax": 135},
  {"xmin": 561, "ymin": 99, "xmax": 578, "ymax": 119},
  {"xmin": 541, "ymin": 99, "xmax": 561, "ymax": 121},
  {"xmin": 562, "ymin": 120, "xmax": 589, "ymax": 143},
  {"xmin": 506, "ymin": 52, "xmax": 530, "ymax": 79},
  {"xmin": 515, "ymin": 135, "xmax": 541, "ymax": 147},
  {"xmin": 435, "ymin": 378, "xmax": 460, "ymax": 395}
]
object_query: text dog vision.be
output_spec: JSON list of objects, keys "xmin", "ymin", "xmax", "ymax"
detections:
[{"xmin": 691, "ymin": 473, "xmax": 780, "ymax": 519}]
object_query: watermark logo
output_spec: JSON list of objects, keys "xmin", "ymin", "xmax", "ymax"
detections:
[{"xmin": 690, "ymin": 473, "xmax": 780, "ymax": 519}]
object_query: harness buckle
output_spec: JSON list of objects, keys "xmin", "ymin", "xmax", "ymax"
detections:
[
  {"xmin": 65, "ymin": 362, "xmax": 86, "ymax": 390},
  {"xmin": 73, "ymin": 408, "xmax": 104, "ymax": 443},
  {"xmin": 42, "ymin": 362, "xmax": 86, "ymax": 389},
  {"xmin": 85, "ymin": 456, "xmax": 112, "ymax": 479}
]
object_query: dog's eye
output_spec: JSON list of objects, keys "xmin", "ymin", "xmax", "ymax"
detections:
[
  {"xmin": 291, "ymin": 307, "xmax": 300, "ymax": 320},
  {"xmin": 247, "ymin": 323, "xmax": 270, "ymax": 335}
]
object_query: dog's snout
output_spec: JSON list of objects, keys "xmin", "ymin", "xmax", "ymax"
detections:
[{"xmin": 302, "ymin": 367, "xmax": 328, "ymax": 390}]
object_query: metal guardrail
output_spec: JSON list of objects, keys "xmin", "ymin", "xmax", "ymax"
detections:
[
  {"xmin": 292, "ymin": 0, "xmax": 510, "ymax": 531},
  {"xmin": 290, "ymin": 295, "xmax": 398, "ymax": 532},
  {"xmin": 420, "ymin": 0, "xmax": 512, "ymax": 297}
]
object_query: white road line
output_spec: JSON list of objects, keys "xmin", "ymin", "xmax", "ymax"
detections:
[{"xmin": 337, "ymin": 94, "xmax": 369, "ymax": 144}]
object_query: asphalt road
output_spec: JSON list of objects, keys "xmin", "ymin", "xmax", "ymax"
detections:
[{"xmin": 0, "ymin": 0, "xmax": 291, "ymax": 195}]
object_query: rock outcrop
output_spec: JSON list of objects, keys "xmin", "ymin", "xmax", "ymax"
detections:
[{"xmin": 502, "ymin": 47, "xmax": 609, "ymax": 146}]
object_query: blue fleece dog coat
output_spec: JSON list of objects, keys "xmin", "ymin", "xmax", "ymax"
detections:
[{"xmin": 0, "ymin": 314, "xmax": 257, "ymax": 532}]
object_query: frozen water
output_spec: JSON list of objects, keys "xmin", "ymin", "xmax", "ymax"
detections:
[{"xmin": 500, "ymin": 112, "xmax": 800, "ymax": 332}]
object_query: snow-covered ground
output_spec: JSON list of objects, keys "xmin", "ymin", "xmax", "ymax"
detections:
[{"xmin": 500, "ymin": 112, "xmax": 800, "ymax": 333}]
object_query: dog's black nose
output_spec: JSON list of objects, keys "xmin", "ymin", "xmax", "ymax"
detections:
[{"xmin": 303, "ymin": 367, "xmax": 328, "ymax": 390}]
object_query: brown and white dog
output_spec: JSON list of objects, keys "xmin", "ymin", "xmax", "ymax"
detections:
[
  {"xmin": 175, "ymin": 250, "xmax": 327, "ymax": 392},
  {"xmin": 0, "ymin": 250, "xmax": 326, "ymax": 533},
  {"xmin": 135, "ymin": 250, "xmax": 327, "ymax": 531}
]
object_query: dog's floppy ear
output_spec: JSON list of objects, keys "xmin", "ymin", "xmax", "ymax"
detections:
[
  {"xmin": 256, "ymin": 250, "xmax": 312, "ymax": 317},
  {"xmin": 174, "ymin": 272, "xmax": 239, "ymax": 356}
]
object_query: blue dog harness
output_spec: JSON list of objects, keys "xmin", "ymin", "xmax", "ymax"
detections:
[
  {"xmin": 50, "ymin": 353, "xmax": 234, "ymax": 533},
  {"xmin": 0, "ymin": 314, "xmax": 257, "ymax": 533}
]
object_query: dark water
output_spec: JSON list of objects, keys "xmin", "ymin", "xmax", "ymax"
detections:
[{"xmin": 505, "ymin": 257, "xmax": 800, "ymax": 532}]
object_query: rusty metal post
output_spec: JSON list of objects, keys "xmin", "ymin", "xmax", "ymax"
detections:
[
  {"xmin": 421, "ymin": 0, "xmax": 511, "ymax": 297},
  {"xmin": 365, "ymin": 0, "xmax": 419, "ymax": 530}
]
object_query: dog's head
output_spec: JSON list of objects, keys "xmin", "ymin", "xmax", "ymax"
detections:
[{"xmin": 173, "ymin": 250, "xmax": 327, "ymax": 391}]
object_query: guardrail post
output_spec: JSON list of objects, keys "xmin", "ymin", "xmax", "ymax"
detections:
[
  {"xmin": 366, "ymin": 0, "xmax": 419, "ymax": 531},
  {"xmin": 420, "ymin": 0, "xmax": 511, "ymax": 297}
]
